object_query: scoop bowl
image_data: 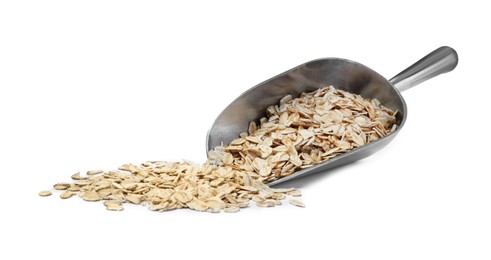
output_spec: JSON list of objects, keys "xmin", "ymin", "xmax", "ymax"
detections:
[{"xmin": 207, "ymin": 46, "xmax": 458, "ymax": 186}]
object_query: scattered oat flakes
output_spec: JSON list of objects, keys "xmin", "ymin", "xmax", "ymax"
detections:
[
  {"xmin": 224, "ymin": 207, "xmax": 240, "ymax": 213},
  {"xmin": 39, "ymin": 190, "xmax": 52, "ymax": 197},
  {"xmin": 82, "ymin": 191, "xmax": 101, "ymax": 202},
  {"xmin": 289, "ymin": 199, "xmax": 305, "ymax": 208},
  {"xmin": 125, "ymin": 194, "xmax": 143, "ymax": 205},
  {"xmin": 53, "ymin": 183, "xmax": 71, "ymax": 190},
  {"xmin": 74, "ymin": 180, "xmax": 91, "ymax": 186},
  {"xmin": 256, "ymin": 200, "xmax": 275, "ymax": 207},
  {"xmin": 287, "ymin": 190, "xmax": 302, "ymax": 197},
  {"xmin": 71, "ymin": 172, "xmax": 86, "ymax": 180},
  {"xmin": 104, "ymin": 200, "xmax": 124, "ymax": 211},
  {"xmin": 252, "ymin": 195, "xmax": 265, "ymax": 202},
  {"xmin": 44, "ymin": 161, "xmax": 301, "ymax": 213},
  {"xmin": 42, "ymin": 86, "xmax": 396, "ymax": 214},
  {"xmin": 67, "ymin": 185, "xmax": 81, "ymax": 192},
  {"xmin": 87, "ymin": 170, "xmax": 103, "ymax": 175},
  {"xmin": 60, "ymin": 190, "xmax": 75, "ymax": 199}
]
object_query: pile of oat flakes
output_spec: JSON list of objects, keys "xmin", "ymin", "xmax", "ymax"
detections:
[{"xmin": 39, "ymin": 86, "xmax": 397, "ymax": 213}]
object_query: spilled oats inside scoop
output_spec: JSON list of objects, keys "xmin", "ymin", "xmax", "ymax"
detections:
[{"xmin": 40, "ymin": 86, "xmax": 397, "ymax": 213}]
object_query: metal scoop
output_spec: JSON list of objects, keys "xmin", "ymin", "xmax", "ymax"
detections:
[{"xmin": 206, "ymin": 46, "xmax": 458, "ymax": 186}]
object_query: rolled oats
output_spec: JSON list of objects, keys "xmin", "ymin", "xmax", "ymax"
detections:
[
  {"xmin": 87, "ymin": 170, "xmax": 103, "ymax": 175},
  {"xmin": 208, "ymin": 86, "xmax": 396, "ymax": 183},
  {"xmin": 224, "ymin": 206, "xmax": 240, "ymax": 213},
  {"xmin": 42, "ymin": 86, "xmax": 397, "ymax": 214},
  {"xmin": 53, "ymin": 183, "xmax": 71, "ymax": 190},
  {"xmin": 39, "ymin": 190, "xmax": 52, "ymax": 197},
  {"xmin": 60, "ymin": 190, "xmax": 75, "ymax": 199},
  {"xmin": 289, "ymin": 199, "xmax": 305, "ymax": 208}
]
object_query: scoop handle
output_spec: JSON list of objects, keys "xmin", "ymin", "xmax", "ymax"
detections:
[{"xmin": 389, "ymin": 46, "xmax": 458, "ymax": 92}]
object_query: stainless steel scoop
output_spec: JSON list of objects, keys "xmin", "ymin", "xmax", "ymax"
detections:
[{"xmin": 206, "ymin": 46, "xmax": 458, "ymax": 186}]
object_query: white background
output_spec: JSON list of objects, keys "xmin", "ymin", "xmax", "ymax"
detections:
[{"xmin": 1, "ymin": 1, "xmax": 489, "ymax": 259}]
